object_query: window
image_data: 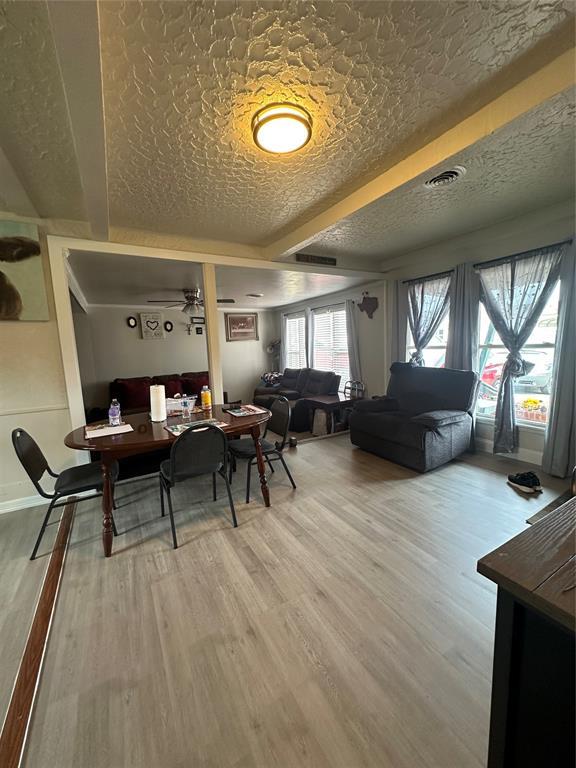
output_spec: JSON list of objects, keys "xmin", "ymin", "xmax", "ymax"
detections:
[
  {"xmin": 406, "ymin": 310, "xmax": 450, "ymax": 367},
  {"xmin": 312, "ymin": 305, "xmax": 350, "ymax": 388},
  {"xmin": 284, "ymin": 312, "xmax": 307, "ymax": 369},
  {"xmin": 476, "ymin": 283, "xmax": 559, "ymax": 427}
]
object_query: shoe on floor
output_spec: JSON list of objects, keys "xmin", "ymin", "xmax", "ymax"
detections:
[{"xmin": 507, "ymin": 471, "xmax": 542, "ymax": 493}]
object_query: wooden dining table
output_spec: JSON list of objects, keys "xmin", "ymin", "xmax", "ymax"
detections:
[{"xmin": 64, "ymin": 405, "xmax": 272, "ymax": 557}]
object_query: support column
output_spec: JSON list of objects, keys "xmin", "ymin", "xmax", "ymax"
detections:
[{"xmin": 202, "ymin": 263, "xmax": 224, "ymax": 403}]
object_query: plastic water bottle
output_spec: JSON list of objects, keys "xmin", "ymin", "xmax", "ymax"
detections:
[
  {"xmin": 200, "ymin": 385, "xmax": 212, "ymax": 409},
  {"xmin": 182, "ymin": 395, "xmax": 191, "ymax": 421},
  {"xmin": 108, "ymin": 398, "xmax": 121, "ymax": 426}
]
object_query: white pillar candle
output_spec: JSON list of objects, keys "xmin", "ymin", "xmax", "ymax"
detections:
[{"xmin": 150, "ymin": 384, "xmax": 167, "ymax": 422}]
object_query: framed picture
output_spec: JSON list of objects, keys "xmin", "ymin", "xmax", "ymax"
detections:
[
  {"xmin": 0, "ymin": 220, "xmax": 48, "ymax": 321},
  {"xmin": 139, "ymin": 312, "xmax": 165, "ymax": 340},
  {"xmin": 225, "ymin": 312, "xmax": 259, "ymax": 342},
  {"xmin": 190, "ymin": 316, "xmax": 205, "ymax": 325}
]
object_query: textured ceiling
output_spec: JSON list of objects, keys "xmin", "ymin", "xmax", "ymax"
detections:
[
  {"xmin": 305, "ymin": 89, "xmax": 576, "ymax": 262},
  {"xmin": 99, "ymin": 0, "xmax": 574, "ymax": 245},
  {"xmin": 0, "ymin": 2, "xmax": 85, "ymax": 218},
  {"xmin": 69, "ymin": 251, "xmax": 369, "ymax": 308}
]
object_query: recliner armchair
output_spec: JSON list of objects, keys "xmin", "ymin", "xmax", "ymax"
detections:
[{"xmin": 350, "ymin": 363, "xmax": 479, "ymax": 472}]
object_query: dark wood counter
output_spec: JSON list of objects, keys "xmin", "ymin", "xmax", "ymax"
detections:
[{"xmin": 478, "ymin": 496, "xmax": 575, "ymax": 768}]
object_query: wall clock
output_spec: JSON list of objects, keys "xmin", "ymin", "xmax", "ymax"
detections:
[{"xmin": 126, "ymin": 316, "xmax": 137, "ymax": 329}]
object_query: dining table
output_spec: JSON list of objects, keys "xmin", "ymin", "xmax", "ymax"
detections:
[{"xmin": 64, "ymin": 405, "xmax": 272, "ymax": 557}]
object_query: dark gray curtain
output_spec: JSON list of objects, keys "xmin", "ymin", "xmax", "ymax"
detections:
[
  {"xmin": 345, "ymin": 299, "xmax": 362, "ymax": 381},
  {"xmin": 542, "ymin": 240, "xmax": 575, "ymax": 477},
  {"xmin": 407, "ymin": 273, "xmax": 451, "ymax": 366},
  {"xmin": 446, "ymin": 263, "xmax": 480, "ymax": 371},
  {"xmin": 478, "ymin": 244, "xmax": 565, "ymax": 454}
]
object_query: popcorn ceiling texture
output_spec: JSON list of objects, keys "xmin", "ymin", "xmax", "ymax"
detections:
[
  {"xmin": 306, "ymin": 90, "xmax": 576, "ymax": 263},
  {"xmin": 0, "ymin": 1, "xmax": 85, "ymax": 219},
  {"xmin": 100, "ymin": 0, "xmax": 573, "ymax": 246}
]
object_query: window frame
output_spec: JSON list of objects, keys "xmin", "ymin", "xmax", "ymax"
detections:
[
  {"xmin": 311, "ymin": 303, "xmax": 350, "ymax": 391},
  {"xmin": 283, "ymin": 311, "xmax": 307, "ymax": 370}
]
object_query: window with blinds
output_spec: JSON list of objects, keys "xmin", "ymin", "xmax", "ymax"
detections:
[
  {"xmin": 312, "ymin": 305, "xmax": 350, "ymax": 388},
  {"xmin": 284, "ymin": 313, "xmax": 307, "ymax": 369}
]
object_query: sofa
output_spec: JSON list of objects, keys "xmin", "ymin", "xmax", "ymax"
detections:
[
  {"xmin": 350, "ymin": 362, "xmax": 479, "ymax": 472},
  {"xmin": 253, "ymin": 367, "xmax": 340, "ymax": 407},
  {"xmin": 109, "ymin": 371, "xmax": 213, "ymax": 413}
]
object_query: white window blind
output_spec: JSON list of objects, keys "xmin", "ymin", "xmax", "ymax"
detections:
[
  {"xmin": 284, "ymin": 313, "xmax": 307, "ymax": 369},
  {"xmin": 312, "ymin": 305, "xmax": 350, "ymax": 388}
]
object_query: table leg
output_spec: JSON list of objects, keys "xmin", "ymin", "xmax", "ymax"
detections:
[
  {"xmin": 101, "ymin": 456, "xmax": 115, "ymax": 557},
  {"xmin": 250, "ymin": 425, "xmax": 270, "ymax": 507}
]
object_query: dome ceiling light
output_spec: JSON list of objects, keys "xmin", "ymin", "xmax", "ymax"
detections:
[{"xmin": 252, "ymin": 103, "xmax": 312, "ymax": 154}]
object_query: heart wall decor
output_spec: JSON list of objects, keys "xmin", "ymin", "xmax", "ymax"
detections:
[{"xmin": 139, "ymin": 312, "xmax": 165, "ymax": 340}]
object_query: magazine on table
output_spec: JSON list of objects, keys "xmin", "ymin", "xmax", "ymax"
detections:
[
  {"xmin": 85, "ymin": 423, "xmax": 134, "ymax": 439},
  {"xmin": 227, "ymin": 404, "xmax": 268, "ymax": 417},
  {"xmin": 164, "ymin": 419, "xmax": 227, "ymax": 437}
]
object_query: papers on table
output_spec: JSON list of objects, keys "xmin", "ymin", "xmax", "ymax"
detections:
[
  {"xmin": 227, "ymin": 405, "xmax": 268, "ymax": 417},
  {"xmin": 85, "ymin": 423, "xmax": 134, "ymax": 439},
  {"xmin": 164, "ymin": 420, "xmax": 227, "ymax": 437}
]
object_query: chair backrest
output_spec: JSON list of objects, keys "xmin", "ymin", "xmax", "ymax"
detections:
[
  {"xmin": 386, "ymin": 362, "xmax": 479, "ymax": 414},
  {"xmin": 266, "ymin": 397, "xmax": 291, "ymax": 450},
  {"xmin": 11, "ymin": 428, "xmax": 51, "ymax": 495},
  {"xmin": 168, "ymin": 423, "xmax": 227, "ymax": 481}
]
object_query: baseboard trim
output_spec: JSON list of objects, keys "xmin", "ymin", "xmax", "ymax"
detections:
[
  {"xmin": 475, "ymin": 437, "xmax": 543, "ymax": 466},
  {"xmin": 0, "ymin": 500, "xmax": 75, "ymax": 768},
  {"xmin": 0, "ymin": 495, "xmax": 47, "ymax": 515}
]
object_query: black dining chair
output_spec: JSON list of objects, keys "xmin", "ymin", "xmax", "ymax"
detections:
[
  {"xmin": 11, "ymin": 428, "xmax": 120, "ymax": 560},
  {"xmin": 228, "ymin": 396, "xmax": 296, "ymax": 503},
  {"xmin": 159, "ymin": 423, "xmax": 237, "ymax": 549}
]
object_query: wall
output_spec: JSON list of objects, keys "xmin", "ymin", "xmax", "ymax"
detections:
[
  {"xmin": 71, "ymin": 305, "xmax": 277, "ymax": 409},
  {"xmin": 220, "ymin": 310, "xmax": 279, "ymax": 403},
  {"xmin": 273, "ymin": 281, "xmax": 386, "ymax": 397},
  {"xmin": 0, "ymin": 235, "xmax": 72, "ymax": 509}
]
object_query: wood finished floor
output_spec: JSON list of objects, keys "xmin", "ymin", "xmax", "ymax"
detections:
[
  {"xmin": 21, "ymin": 439, "xmax": 567, "ymax": 768},
  {"xmin": 0, "ymin": 505, "xmax": 51, "ymax": 725}
]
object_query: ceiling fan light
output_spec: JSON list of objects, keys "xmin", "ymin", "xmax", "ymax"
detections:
[{"xmin": 252, "ymin": 103, "xmax": 312, "ymax": 154}]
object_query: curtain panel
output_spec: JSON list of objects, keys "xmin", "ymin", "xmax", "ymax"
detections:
[
  {"xmin": 542, "ymin": 240, "xmax": 575, "ymax": 477},
  {"xmin": 406, "ymin": 273, "xmax": 451, "ymax": 366},
  {"xmin": 345, "ymin": 299, "xmax": 362, "ymax": 382},
  {"xmin": 446, "ymin": 263, "xmax": 480, "ymax": 371},
  {"xmin": 477, "ymin": 243, "xmax": 565, "ymax": 454}
]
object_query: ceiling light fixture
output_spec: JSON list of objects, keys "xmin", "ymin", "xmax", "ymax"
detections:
[{"xmin": 252, "ymin": 103, "xmax": 312, "ymax": 154}]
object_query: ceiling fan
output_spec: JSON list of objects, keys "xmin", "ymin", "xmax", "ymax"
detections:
[{"xmin": 147, "ymin": 287, "xmax": 235, "ymax": 314}]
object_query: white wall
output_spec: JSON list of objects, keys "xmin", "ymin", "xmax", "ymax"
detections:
[
  {"xmin": 274, "ymin": 281, "xmax": 386, "ymax": 397},
  {"xmin": 220, "ymin": 310, "xmax": 280, "ymax": 403},
  {"xmin": 0, "ymin": 236, "xmax": 72, "ymax": 509},
  {"xmin": 71, "ymin": 305, "xmax": 277, "ymax": 409}
]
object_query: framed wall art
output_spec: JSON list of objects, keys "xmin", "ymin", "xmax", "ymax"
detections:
[
  {"xmin": 0, "ymin": 220, "xmax": 48, "ymax": 321},
  {"xmin": 139, "ymin": 312, "xmax": 165, "ymax": 340},
  {"xmin": 225, "ymin": 313, "xmax": 259, "ymax": 342}
]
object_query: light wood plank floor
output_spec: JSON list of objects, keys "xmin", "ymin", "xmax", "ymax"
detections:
[
  {"xmin": 22, "ymin": 439, "xmax": 567, "ymax": 768},
  {"xmin": 0, "ymin": 505, "xmax": 51, "ymax": 725}
]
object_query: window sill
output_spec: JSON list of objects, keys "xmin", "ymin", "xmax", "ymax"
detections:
[{"xmin": 476, "ymin": 415, "xmax": 547, "ymax": 433}]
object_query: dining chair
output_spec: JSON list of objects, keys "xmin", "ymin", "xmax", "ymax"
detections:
[
  {"xmin": 228, "ymin": 396, "xmax": 296, "ymax": 503},
  {"xmin": 159, "ymin": 423, "xmax": 237, "ymax": 549},
  {"xmin": 11, "ymin": 428, "xmax": 120, "ymax": 560}
]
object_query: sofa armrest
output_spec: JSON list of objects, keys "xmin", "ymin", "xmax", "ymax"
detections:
[
  {"xmin": 353, "ymin": 397, "xmax": 400, "ymax": 413},
  {"xmin": 411, "ymin": 410, "xmax": 469, "ymax": 428}
]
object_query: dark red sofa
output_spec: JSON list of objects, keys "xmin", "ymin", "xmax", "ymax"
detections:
[{"xmin": 109, "ymin": 371, "xmax": 212, "ymax": 412}]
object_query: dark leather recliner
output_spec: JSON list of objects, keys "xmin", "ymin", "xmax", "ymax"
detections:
[
  {"xmin": 350, "ymin": 363, "xmax": 479, "ymax": 473},
  {"xmin": 254, "ymin": 367, "xmax": 340, "ymax": 407}
]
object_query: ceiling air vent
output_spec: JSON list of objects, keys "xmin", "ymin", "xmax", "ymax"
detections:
[
  {"xmin": 295, "ymin": 253, "xmax": 337, "ymax": 266},
  {"xmin": 424, "ymin": 165, "xmax": 466, "ymax": 189}
]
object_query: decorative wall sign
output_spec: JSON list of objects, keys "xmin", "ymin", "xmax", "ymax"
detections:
[
  {"xmin": 195, "ymin": 327, "xmax": 203, "ymax": 335},
  {"xmin": 0, "ymin": 220, "xmax": 48, "ymax": 321},
  {"xmin": 225, "ymin": 312, "xmax": 259, "ymax": 342},
  {"xmin": 139, "ymin": 312, "xmax": 165, "ymax": 340},
  {"xmin": 163, "ymin": 320, "xmax": 174, "ymax": 333},
  {"xmin": 191, "ymin": 316, "xmax": 205, "ymax": 325},
  {"xmin": 357, "ymin": 292, "xmax": 379, "ymax": 319},
  {"xmin": 126, "ymin": 316, "xmax": 137, "ymax": 328}
]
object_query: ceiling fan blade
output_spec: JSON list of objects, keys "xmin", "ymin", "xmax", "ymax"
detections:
[
  {"xmin": 147, "ymin": 299, "xmax": 184, "ymax": 304},
  {"xmin": 216, "ymin": 298, "xmax": 236, "ymax": 303}
]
